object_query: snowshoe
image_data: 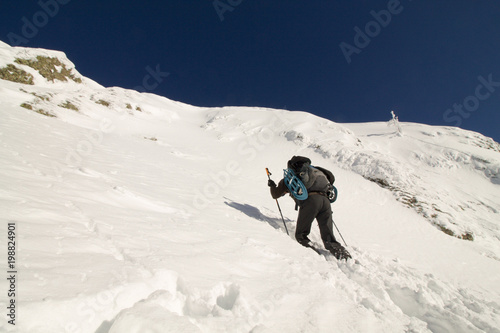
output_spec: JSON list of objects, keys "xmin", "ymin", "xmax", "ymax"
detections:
[{"xmin": 283, "ymin": 168, "xmax": 308, "ymax": 200}]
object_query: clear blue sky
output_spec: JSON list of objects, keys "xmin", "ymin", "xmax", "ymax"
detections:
[{"xmin": 1, "ymin": 0, "xmax": 499, "ymax": 142}]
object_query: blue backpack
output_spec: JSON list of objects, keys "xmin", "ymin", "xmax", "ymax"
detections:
[{"xmin": 284, "ymin": 156, "xmax": 337, "ymax": 203}]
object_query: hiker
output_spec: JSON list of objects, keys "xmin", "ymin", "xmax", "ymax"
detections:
[{"xmin": 268, "ymin": 156, "xmax": 351, "ymax": 260}]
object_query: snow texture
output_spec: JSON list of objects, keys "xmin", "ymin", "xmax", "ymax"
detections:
[{"xmin": 1, "ymin": 43, "xmax": 500, "ymax": 333}]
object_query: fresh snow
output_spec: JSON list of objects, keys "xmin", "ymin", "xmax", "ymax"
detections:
[{"xmin": 1, "ymin": 42, "xmax": 500, "ymax": 333}]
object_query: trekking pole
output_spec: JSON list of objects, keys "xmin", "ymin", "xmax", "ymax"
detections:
[
  {"xmin": 332, "ymin": 218, "xmax": 348, "ymax": 247},
  {"xmin": 266, "ymin": 168, "xmax": 289, "ymax": 235}
]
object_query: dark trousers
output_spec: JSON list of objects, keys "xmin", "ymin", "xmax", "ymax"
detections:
[{"xmin": 295, "ymin": 194, "xmax": 337, "ymax": 247}]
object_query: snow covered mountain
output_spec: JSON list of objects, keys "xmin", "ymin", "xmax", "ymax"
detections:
[{"xmin": 1, "ymin": 41, "xmax": 499, "ymax": 333}]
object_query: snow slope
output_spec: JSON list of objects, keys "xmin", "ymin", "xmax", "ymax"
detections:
[{"xmin": 1, "ymin": 42, "xmax": 499, "ymax": 333}]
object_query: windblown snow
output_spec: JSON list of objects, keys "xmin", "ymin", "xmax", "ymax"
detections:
[{"xmin": 1, "ymin": 42, "xmax": 499, "ymax": 333}]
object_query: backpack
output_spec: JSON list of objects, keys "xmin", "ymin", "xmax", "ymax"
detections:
[{"xmin": 285, "ymin": 156, "xmax": 337, "ymax": 203}]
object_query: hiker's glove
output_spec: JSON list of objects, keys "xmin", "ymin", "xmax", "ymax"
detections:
[{"xmin": 268, "ymin": 180, "xmax": 276, "ymax": 187}]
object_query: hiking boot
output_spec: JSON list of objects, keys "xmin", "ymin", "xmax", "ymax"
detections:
[{"xmin": 326, "ymin": 242, "xmax": 351, "ymax": 260}]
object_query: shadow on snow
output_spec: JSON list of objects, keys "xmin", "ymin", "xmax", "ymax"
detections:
[{"xmin": 224, "ymin": 199, "xmax": 294, "ymax": 232}]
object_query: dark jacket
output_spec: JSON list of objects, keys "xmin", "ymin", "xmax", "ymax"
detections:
[
  {"xmin": 270, "ymin": 179, "xmax": 288, "ymax": 199},
  {"xmin": 270, "ymin": 166, "xmax": 334, "ymax": 198}
]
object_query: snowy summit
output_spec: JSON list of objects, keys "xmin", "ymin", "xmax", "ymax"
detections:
[{"xmin": 1, "ymin": 42, "xmax": 500, "ymax": 333}]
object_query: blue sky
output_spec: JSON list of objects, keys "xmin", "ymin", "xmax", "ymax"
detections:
[{"xmin": 1, "ymin": 0, "xmax": 499, "ymax": 142}]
